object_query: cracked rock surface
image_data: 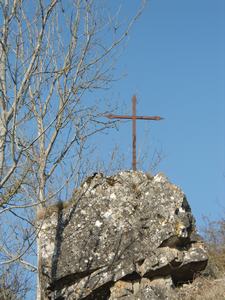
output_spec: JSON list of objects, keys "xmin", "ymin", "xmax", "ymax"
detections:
[{"xmin": 38, "ymin": 171, "xmax": 208, "ymax": 299}]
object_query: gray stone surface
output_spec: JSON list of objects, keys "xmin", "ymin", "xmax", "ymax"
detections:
[{"xmin": 38, "ymin": 171, "xmax": 208, "ymax": 299}]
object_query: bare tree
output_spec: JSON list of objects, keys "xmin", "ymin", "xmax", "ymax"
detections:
[
  {"xmin": 0, "ymin": 264, "xmax": 32, "ymax": 300},
  {"xmin": 0, "ymin": 0, "xmax": 145, "ymax": 297}
]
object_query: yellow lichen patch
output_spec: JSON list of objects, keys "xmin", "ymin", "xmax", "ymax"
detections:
[
  {"xmin": 36, "ymin": 200, "xmax": 72, "ymax": 220},
  {"xmin": 175, "ymin": 220, "xmax": 188, "ymax": 238}
]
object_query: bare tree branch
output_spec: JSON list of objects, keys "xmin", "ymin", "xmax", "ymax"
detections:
[{"xmin": 0, "ymin": 0, "xmax": 146, "ymax": 297}]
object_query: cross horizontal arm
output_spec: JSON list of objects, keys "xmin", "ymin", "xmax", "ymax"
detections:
[{"xmin": 105, "ymin": 114, "xmax": 164, "ymax": 121}]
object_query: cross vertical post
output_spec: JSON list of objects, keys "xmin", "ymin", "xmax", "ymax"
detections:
[
  {"xmin": 105, "ymin": 95, "xmax": 164, "ymax": 171},
  {"xmin": 132, "ymin": 95, "xmax": 137, "ymax": 171}
]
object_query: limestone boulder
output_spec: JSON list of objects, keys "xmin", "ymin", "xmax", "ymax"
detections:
[{"xmin": 38, "ymin": 171, "xmax": 208, "ymax": 299}]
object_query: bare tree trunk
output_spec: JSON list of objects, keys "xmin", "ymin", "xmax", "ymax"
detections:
[
  {"xmin": 0, "ymin": 13, "xmax": 7, "ymax": 180},
  {"xmin": 0, "ymin": 120, "xmax": 7, "ymax": 180}
]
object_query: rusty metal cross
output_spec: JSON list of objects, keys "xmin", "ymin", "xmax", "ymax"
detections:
[{"xmin": 105, "ymin": 95, "xmax": 163, "ymax": 171}]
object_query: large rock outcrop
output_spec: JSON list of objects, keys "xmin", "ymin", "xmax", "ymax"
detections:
[{"xmin": 38, "ymin": 171, "xmax": 208, "ymax": 299}]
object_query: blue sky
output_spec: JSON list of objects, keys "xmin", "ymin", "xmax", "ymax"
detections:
[{"xmin": 94, "ymin": 0, "xmax": 225, "ymax": 226}]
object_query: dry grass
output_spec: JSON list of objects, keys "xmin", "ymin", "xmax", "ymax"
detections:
[
  {"xmin": 170, "ymin": 216, "xmax": 225, "ymax": 299},
  {"xmin": 170, "ymin": 276, "xmax": 225, "ymax": 300},
  {"xmin": 202, "ymin": 216, "xmax": 225, "ymax": 278}
]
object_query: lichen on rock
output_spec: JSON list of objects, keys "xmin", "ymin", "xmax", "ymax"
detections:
[{"xmin": 38, "ymin": 171, "xmax": 208, "ymax": 299}]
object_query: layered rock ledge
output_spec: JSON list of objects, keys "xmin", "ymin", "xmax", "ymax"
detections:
[{"xmin": 38, "ymin": 171, "xmax": 208, "ymax": 299}]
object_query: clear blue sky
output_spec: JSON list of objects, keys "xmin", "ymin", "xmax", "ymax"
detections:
[{"xmin": 95, "ymin": 0, "xmax": 225, "ymax": 226}]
